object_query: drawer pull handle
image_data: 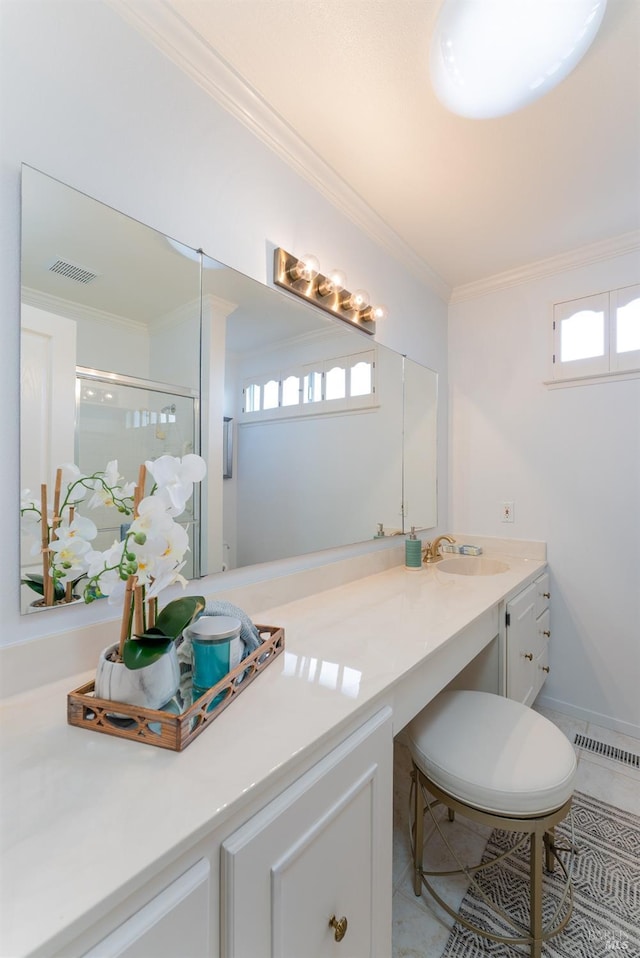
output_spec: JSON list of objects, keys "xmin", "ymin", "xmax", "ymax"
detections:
[
  {"xmin": 543, "ymin": 591, "xmax": 551, "ymax": 599},
  {"xmin": 542, "ymin": 630, "xmax": 551, "ymax": 637},
  {"xmin": 329, "ymin": 915, "xmax": 348, "ymax": 942},
  {"xmin": 541, "ymin": 665, "xmax": 550, "ymax": 673},
  {"xmin": 523, "ymin": 652, "xmax": 533, "ymax": 661}
]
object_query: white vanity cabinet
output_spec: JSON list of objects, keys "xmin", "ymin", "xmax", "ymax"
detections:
[
  {"xmin": 220, "ymin": 708, "xmax": 393, "ymax": 958},
  {"xmin": 81, "ymin": 859, "xmax": 211, "ymax": 958},
  {"xmin": 505, "ymin": 571, "xmax": 551, "ymax": 705}
]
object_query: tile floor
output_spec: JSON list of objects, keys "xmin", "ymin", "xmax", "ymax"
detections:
[{"xmin": 392, "ymin": 704, "xmax": 640, "ymax": 957}]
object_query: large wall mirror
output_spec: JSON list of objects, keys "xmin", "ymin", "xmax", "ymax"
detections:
[{"xmin": 19, "ymin": 166, "xmax": 437, "ymax": 614}]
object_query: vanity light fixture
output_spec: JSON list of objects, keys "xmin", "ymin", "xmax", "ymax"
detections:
[{"xmin": 274, "ymin": 248, "xmax": 386, "ymax": 335}]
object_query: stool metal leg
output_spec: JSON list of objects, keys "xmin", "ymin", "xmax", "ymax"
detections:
[
  {"xmin": 530, "ymin": 828, "xmax": 544, "ymax": 958},
  {"xmin": 545, "ymin": 827, "xmax": 556, "ymax": 872},
  {"xmin": 413, "ymin": 768, "xmax": 424, "ymax": 896}
]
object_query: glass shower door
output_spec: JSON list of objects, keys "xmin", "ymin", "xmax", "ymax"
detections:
[{"xmin": 75, "ymin": 368, "xmax": 200, "ymax": 578}]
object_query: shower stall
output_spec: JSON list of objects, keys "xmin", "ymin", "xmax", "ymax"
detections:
[{"xmin": 75, "ymin": 367, "xmax": 201, "ymax": 579}]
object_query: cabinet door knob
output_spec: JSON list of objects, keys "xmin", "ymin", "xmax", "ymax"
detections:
[
  {"xmin": 523, "ymin": 652, "xmax": 533, "ymax": 661},
  {"xmin": 543, "ymin": 591, "xmax": 551, "ymax": 598},
  {"xmin": 329, "ymin": 915, "xmax": 348, "ymax": 942},
  {"xmin": 542, "ymin": 629, "xmax": 551, "ymax": 637},
  {"xmin": 540, "ymin": 665, "xmax": 550, "ymax": 673}
]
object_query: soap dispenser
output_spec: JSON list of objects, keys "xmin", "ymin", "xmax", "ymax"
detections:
[{"xmin": 405, "ymin": 527, "xmax": 422, "ymax": 570}]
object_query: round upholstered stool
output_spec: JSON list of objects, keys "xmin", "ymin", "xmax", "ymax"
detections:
[{"xmin": 408, "ymin": 690, "xmax": 577, "ymax": 958}]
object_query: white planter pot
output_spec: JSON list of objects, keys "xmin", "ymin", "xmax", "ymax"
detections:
[
  {"xmin": 26, "ymin": 594, "xmax": 83, "ymax": 613},
  {"xmin": 95, "ymin": 644, "xmax": 180, "ymax": 710}
]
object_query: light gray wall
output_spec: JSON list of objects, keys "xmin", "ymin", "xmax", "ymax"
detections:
[
  {"xmin": 0, "ymin": 0, "xmax": 448, "ymax": 648},
  {"xmin": 449, "ymin": 254, "xmax": 640, "ymax": 737}
]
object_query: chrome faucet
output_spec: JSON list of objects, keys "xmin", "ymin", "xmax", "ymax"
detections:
[{"xmin": 423, "ymin": 535, "xmax": 456, "ymax": 563}]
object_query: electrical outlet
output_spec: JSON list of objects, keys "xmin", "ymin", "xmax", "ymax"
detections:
[{"xmin": 500, "ymin": 501, "xmax": 514, "ymax": 523}]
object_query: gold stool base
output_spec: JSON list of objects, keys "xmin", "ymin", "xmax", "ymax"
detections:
[{"xmin": 411, "ymin": 764, "xmax": 575, "ymax": 958}]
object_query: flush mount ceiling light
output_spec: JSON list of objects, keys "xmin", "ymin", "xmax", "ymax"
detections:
[{"xmin": 430, "ymin": 0, "xmax": 608, "ymax": 119}]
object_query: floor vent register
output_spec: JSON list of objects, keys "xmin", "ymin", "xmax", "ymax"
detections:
[{"xmin": 574, "ymin": 733, "xmax": 639, "ymax": 769}]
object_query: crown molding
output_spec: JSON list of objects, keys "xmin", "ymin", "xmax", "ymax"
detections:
[
  {"xmin": 450, "ymin": 231, "xmax": 640, "ymax": 305},
  {"xmin": 106, "ymin": 0, "xmax": 451, "ymax": 303},
  {"xmin": 21, "ymin": 287, "xmax": 148, "ymax": 333}
]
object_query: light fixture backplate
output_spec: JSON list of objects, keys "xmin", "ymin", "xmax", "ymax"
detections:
[{"xmin": 273, "ymin": 248, "xmax": 375, "ymax": 335}]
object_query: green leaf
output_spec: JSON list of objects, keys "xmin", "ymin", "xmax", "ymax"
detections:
[
  {"xmin": 21, "ymin": 573, "xmax": 66, "ymax": 600},
  {"xmin": 122, "ymin": 595, "xmax": 205, "ymax": 670},
  {"xmin": 154, "ymin": 595, "xmax": 206, "ymax": 640},
  {"xmin": 122, "ymin": 637, "xmax": 173, "ymax": 669},
  {"xmin": 21, "ymin": 575, "xmax": 45, "ymax": 597}
]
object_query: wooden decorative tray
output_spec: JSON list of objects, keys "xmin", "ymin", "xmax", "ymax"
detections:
[{"xmin": 67, "ymin": 625, "xmax": 284, "ymax": 751}]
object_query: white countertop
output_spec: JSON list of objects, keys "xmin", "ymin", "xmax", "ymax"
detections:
[{"xmin": 0, "ymin": 548, "xmax": 545, "ymax": 957}]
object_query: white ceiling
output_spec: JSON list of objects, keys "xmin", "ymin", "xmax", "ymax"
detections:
[{"xmin": 114, "ymin": 0, "xmax": 640, "ymax": 296}]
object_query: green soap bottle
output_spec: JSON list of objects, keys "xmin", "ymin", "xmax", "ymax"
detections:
[{"xmin": 405, "ymin": 527, "xmax": 422, "ymax": 570}]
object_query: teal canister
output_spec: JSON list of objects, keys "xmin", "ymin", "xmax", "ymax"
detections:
[
  {"xmin": 405, "ymin": 528, "xmax": 422, "ymax": 570},
  {"xmin": 187, "ymin": 614, "xmax": 242, "ymax": 708}
]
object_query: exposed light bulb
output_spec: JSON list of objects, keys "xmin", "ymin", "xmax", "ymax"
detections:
[
  {"xmin": 317, "ymin": 268, "xmax": 347, "ymax": 297},
  {"xmin": 430, "ymin": 0, "xmax": 607, "ymax": 119},
  {"xmin": 362, "ymin": 303, "xmax": 388, "ymax": 323},
  {"xmin": 289, "ymin": 253, "xmax": 320, "ymax": 283},
  {"xmin": 341, "ymin": 288, "xmax": 370, "ymax": 312}
]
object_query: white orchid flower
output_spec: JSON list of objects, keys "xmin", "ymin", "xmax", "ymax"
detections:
[
  {"xmin": 128, "ymin": 518, "xmax": 189, "ymax": 584},
  {"xmin": 45, "ymin": 456, "xmax": 207, "ymax": 611},
  {"xmin": 146, "ymin": 562, "xmax": 188, "ymax": 599},
  {"xmin": 85, "ymin": 540, "xmax": 125, "ymax": 582},
  {"xmin": 57, "ymin": 514, "xmax": 98, "ymax": 543},
  {"xmin": 49, "ymin": 528, "xmax": 93, "ymax": 585},
  {"xmin": 158, "ymin": 520, "xmax": 190, "ymax": 562},
  {"xmin": 102, "ymin": 460, "xmax": 136, "ymax": 498},
  {"xmin": 145, "ymin": 454, "xmax": 207, "ymax": 517},
  {"xmin": 49, "ymin": 536, "xmax": 91, "ymax": 561},
  {"xmin": 84, "ymin": 539, "xmax": 129, "ymax": 603},
  {"xmin": 130, "ymin": 496, "xmax": 174, "ymax": 537},
  {"xmin": 86, "ymin": 460, "xmax": 136, "ymax": 510}
]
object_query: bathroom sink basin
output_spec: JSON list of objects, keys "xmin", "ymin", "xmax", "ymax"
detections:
[{"xmin": 437, "ymin": 557, "xmax": 510, "ymax": 576}]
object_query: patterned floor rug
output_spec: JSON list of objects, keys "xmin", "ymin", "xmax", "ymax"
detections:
[{"xmin": 441, "ymin": 791, "xmax": 640, "ymax": 957}]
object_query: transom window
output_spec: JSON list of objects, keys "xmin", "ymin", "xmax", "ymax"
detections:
[
  {"xmin": 552, "ymin": 284, "xmax": 639, "ymax": 382},
  {"xmin": 242, "ymin": 349, "xmax": 376, "ymax": 418}
]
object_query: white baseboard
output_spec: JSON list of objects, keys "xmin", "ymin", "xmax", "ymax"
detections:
[{"xmin": 536, "ymin": 692, "xmax": 640, "ymax": 742}]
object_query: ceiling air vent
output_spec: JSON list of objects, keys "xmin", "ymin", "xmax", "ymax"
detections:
[{"xmin": 48, "ymin": 258, "xmax": 99, "ymax": 285}]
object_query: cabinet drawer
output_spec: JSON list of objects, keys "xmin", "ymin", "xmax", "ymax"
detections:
[
  {"xmin": 505, "ymin": 571, "xmax": 551, "ymax": 706},
  {"xmin": 537, "ymin": 607, "xmax": 550, "ymax": 652},
  {"xmin": 535, "ymin": 572, "xmax": 550, "ymax": 619},
  {"xmin": 534, "ymin": 642, "xmax": 550, "ymax": 700}
]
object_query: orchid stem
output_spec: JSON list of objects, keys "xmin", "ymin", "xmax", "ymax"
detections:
[
  {"xmin": 118, "ymin": 576, "xmax": 136, "ymax": 661},
  {"xmin": 40, "ymin": 483, "xmax": 53, "ymax": 606}
]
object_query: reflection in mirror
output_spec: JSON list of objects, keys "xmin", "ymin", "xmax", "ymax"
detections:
[
  {"xmin": 20, "ymin": 167, "xmax": 201, "ymax": 613},
  {"xmin": 19, "ymin": 168, "xmax": 438, "ymax": 615},
  {"xmin": 203, "ymin": 258, "xmax": 402, "ymax": 569},
  {"xmin": 403, "ymin": 358, "xmax": 438, "ymax": 533},
  {"xmin": 200, "ymin": 255, "xmax": 437, "ymax": 571}
]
